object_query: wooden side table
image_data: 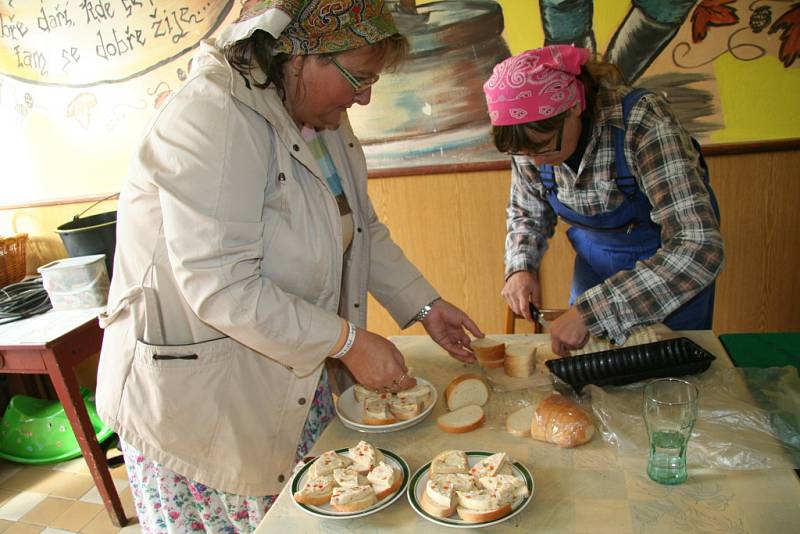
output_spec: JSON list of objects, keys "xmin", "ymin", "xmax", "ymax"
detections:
[{"xmin": 0, "ymin": 308, "xmax": 126, "ymax": 527}]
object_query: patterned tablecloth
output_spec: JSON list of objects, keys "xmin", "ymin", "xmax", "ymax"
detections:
[{"xmin": 256, "ymin": 331, "xmax": 800, "ymax": 533}]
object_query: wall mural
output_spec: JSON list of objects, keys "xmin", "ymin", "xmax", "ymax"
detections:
[{"xmin": 0, "ymin": 0, "xmax": 798, "ymax": 206}]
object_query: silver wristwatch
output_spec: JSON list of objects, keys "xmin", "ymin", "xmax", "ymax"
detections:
[{"xmin": 414, "ymin": 298, "xmax": 440, "ymax": 322}]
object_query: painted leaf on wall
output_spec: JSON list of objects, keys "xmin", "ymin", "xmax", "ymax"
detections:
[
  {"xmin": 691, "ymin": 0, "xmax": 739, "ymax": 43},
  {"xmin": 769, "ymin": 3, "xmax": 800, "ymax": 67}
]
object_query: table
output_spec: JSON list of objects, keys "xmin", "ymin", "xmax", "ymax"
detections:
[
  {"xmin": 719, "ymin": 332, "xmax": 800, "ymax": 368},
  {"xmin": 257, "ymin": 331, "xmax": 800, "ymax": 533},
  {"xmin": 0, "ymin": 308, "xmax": 126, "ymax": 527}
]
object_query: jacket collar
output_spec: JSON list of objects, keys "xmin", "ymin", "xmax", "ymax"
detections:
[{"xmin": 192, "ymin": 40, "xmax": 323, "ymax": 176}]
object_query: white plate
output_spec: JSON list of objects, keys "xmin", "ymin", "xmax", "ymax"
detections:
[
  {"xmin": 335, "ymin": 377, "xmax": 437, "ymax": 433},
  {"xmin": 407, "ymin": 451, "xmax": 535, "ymax": 529},
  {"xmin": 290, "ymin": 447, "xmax": 410, "ymax": 520}
]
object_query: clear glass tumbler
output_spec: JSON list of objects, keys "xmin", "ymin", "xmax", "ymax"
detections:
[{"xmin": 643, "ymin": 378, "xmax": 699, "ymax": 485}]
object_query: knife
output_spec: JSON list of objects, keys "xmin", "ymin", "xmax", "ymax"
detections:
[{"xmin": 528, "ymin": 303, "xmax": 565, "ymax": 329}]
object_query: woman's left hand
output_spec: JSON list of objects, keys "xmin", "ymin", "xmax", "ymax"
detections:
[
  {"xmin": 548, "ymin": 306, "xmax": 590, "ymax": 357},
  {"xmin": 421, "ymin": 300, "xmax": 483, "ymax": 364}
]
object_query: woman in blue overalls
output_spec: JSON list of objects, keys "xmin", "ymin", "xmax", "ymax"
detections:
[{"xmin": 483, "ymin": 45, "xmax": 724, "ymax": 356}]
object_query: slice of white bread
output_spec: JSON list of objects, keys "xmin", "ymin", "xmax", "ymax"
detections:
[
  {"xmin": 437, "ymin": 405, "xmax": 485, "ymax": 434},
  {"xmin": 330, "ymin": 485, "xmax": 377, "ymax": 513},
  {"xmin": 293, "ymin": 474, "xmax": 335, "ymax": 506},
  {"xmin": 367, "ymin": 462, "xmax": 403, "ymax": 499},
  {"xmin": 397, "ymin": 383, "xmax": 432, "ymax": 406},
  {"xmin": 388, "ymin": 397, "xmax": 422, "ymax": 421},
  {"xmin": 309, "ymin": 450, "xmax": 352, "ymax": 478},
  {"xmin": 353, "ymin": 383, "xmax": 378, "ymax": 403},
  {"xmin": 349, "ymin": 441, "xmax": 385, "ymax": 473},
  {"xmin": 504, "ymin": 344, "xmax": 536, "ymax": 378},
  {"xmin": 468, "ymin": 452, "xmax": 509, "ymax": 479},
  {"xmin": 531, "ymin": 393, "xmax": 595, "ymax": 448},
  {"xmin": 444, "ymin": 374, "xmax": 489, "ymax": 411},
  {"xmin": 457, "ymin": 503, "xmax": 513, "ymax": 523},
  {"xmin": 333, "ymin": 466, "xmax": 369, "ymax": 488},
  {"xmin": 363, "ymin": 399, "xmax": 396, "ymax": 425},
  {"xmin": 430, "ymin": 450, "xmax": 469, "ymax": 475},
  {"xmin": 421, "ymin": 486, "xmax": 457, "ymax": 518},
  {"xmin": 505, "ymin": 405, "xmax": 535, "ymax": 437},
  {"xmin": 471, "ymin": 337, "xmax": 506, "ymax": 362},
  {"xmin": 479, "ymin": 474, "xmax": 529, "ymax": 501}
]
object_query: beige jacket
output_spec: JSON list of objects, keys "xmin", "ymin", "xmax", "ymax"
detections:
[{"xmin": 96, "ymin": 41, "xmax": 438, "ymax": 496}]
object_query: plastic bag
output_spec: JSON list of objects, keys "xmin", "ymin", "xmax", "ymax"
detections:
[{"xmin": 589, "ymin": 366, "xmax": 800, "ymax": 469}]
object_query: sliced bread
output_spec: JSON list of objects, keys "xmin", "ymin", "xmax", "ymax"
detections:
[
  {"xmin": 505, "ymin": 405, "xmax": 535, "ymax": 437},
  {"xmin": 504, "ymin": 344, "xmax": 536, "ymax": 377},
  {"xmin": 437, "ymin": 405, "xmax": 485, "ymax": 434},
  {"xmin": 444, "ymin": 374, "xmax": 489, "ymax": 411},
  {"xmin": 471, "ymin": 337, "xmax": 506, "ymax": 362},
  {"xmin": 430, "ymin": 450, "xmax": 469, "ymax": 475},
  {"xmin": 330, "ymin": 485, "xmax": 377, "ymax": 513},
  {"xmin": 293, "ymin": 474, "xmax": 335, "ymax": 506}
]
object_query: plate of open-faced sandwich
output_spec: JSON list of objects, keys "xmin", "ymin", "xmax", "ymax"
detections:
[
  {"xmin": 407, "ymin": 450, "xmax": 534, "ymax": 528},
  {"xmin": 291, "ymin": 440, "xmax": 410, "ymax": 519},
  {"xmin": 335, "ymin": 378, "xmax": 437, "ymax": 433}
]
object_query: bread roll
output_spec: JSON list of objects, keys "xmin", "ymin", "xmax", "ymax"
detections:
[
  {"xmin": 444, "ymin": 374, "xmax": 489, "ymax": 411},
  {"xmin": 530, "ymin": 393, "xmax": 594, "ymax": 448}
]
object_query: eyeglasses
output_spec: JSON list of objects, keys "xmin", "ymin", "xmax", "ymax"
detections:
[
  {"xmin": 328, "ymin": 56, "xmax": 380, "ymax": 94},
  {"xmin": 508, "ymin": 119, "xmax": 564, "ymax": 157}
]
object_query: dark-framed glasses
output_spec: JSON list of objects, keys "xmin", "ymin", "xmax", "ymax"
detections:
[
  {"xmin": 509, "ymin": 119, "xmax": 564, "ymax": 157},
  {"xmin": 328, "ymin": 56, "xmax": 380, "ymax": 94}
]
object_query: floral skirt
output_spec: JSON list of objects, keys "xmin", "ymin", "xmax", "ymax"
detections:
[{"xmin": 121, "ymin": 367, "xmax": 335, "ymax": 533}]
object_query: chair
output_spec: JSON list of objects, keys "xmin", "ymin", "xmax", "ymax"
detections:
[{"xmin": 504, "ymin": 305, "xmax": 542, "ymax": 334}]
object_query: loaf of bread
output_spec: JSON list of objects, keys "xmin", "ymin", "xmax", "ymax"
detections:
[
  {"xmin": 444, "ymin": 374, "xmax": 489, "ymax": 411},
  {"xmin": 530, "ymin": 393, "xmax": 594, "ymax": 448}
]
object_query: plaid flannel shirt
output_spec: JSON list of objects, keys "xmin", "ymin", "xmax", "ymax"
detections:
[{"xmin": 505, "ymin": 85, "xmax": 724, "ymax": 343}]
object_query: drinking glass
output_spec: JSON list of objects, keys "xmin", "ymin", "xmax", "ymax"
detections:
[{"xmin": 643, "ymin": 378, "xmax": 699, "ymax": 485}]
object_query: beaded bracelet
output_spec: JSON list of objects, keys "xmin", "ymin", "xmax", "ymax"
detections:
[{"xmin": 332, "ymin": 321, "xmax": 357, "ymax": 359}]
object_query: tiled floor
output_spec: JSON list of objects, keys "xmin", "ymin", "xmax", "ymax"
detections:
[{"xmin": 0, "ymin": 449, "xmax": 140, "ymax": 533}]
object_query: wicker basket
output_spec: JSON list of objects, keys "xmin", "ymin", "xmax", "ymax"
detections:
[{"xmin": 0, "ymin": 233, "xmax": 28, "ymax": 288}]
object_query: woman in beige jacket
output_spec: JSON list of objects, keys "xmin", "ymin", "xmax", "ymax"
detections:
[{"xmin": 97, "ymin": 1, "xmax": 483, "ymax": 531}]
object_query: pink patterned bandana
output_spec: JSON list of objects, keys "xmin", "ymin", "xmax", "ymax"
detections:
[{"xmin": 483, "ymin": 45, "xmax": 590, "ymax": 126}]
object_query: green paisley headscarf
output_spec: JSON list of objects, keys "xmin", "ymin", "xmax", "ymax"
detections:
[{"xmin": 218, "ymin": 0, "xmax": 399, "ymax": 55}]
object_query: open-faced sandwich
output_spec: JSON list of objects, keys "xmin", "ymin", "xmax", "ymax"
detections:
[
  {"xmin": 293, "ymin": 441, "xmax": 404, "ymax": 512},
  {"xmin": 354, "ymin": 380, "xmax": 434, "ymax": 425},
  {"xmin": 420, "ymin": 449, "xmax": 529, "ymax": 523}
]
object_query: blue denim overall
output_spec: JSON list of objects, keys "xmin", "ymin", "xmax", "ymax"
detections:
[{"xmin": 538, "ymin": 90, "xmax": 719, "ymax": 330}]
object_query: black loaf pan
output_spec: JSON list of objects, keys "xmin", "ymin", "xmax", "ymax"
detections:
[{"xmin": 545, "ymin": 337, "xmax": 716, "ymax": 393}]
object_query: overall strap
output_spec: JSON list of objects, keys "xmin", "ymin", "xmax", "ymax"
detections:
[
  {"xmin": 613, "ymin": 88, "xmax": 650, "ymax": 197},
  {"xmin": 539, "ymin": 163, "xmax": 556, "ymax": 193}
]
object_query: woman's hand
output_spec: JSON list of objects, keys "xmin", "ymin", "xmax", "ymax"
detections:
[
  {"xmin": 501, "ymin": 271, "xmax": 541, "ymax": 322},
  {"xmin": 339, "ymin": 328, "xmax": 416, "ymax": 392},
  {"xmin": 421, "ymin": 299, "xmax": 483, "ymax": 364},
  {"xmin": 548, "ymin": 306, "xmax": 590, "ymax": 357}
]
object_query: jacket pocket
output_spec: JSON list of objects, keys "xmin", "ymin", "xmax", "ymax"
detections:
[{"xmin": 118, "ymin": 336, "xmax": 234, "ymax": 461}]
